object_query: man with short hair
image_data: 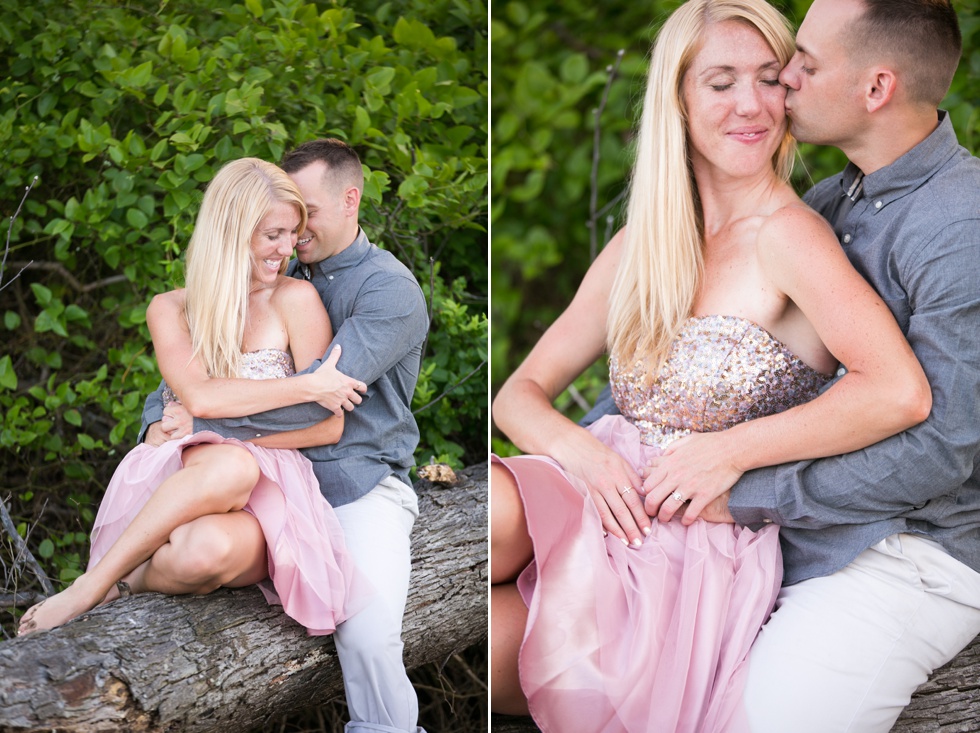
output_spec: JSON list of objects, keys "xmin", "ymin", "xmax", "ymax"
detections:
[
  {"xmin": 143, "ymin": 138, "xmax": 429, "ymax": 733},
  {"xmin": 717, "ymin": 0, "xmax": 980, "ymax": 729}
]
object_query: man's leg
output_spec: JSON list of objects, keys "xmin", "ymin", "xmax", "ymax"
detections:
[
  {"xmin": 744, "ymin": 534, "xmax": 980, "ymax": 733},
  {"xmin": 333, "ymin": 476, "xmax": 423, "ymax": 733}
]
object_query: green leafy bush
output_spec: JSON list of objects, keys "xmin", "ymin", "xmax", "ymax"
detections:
[{"xmin": 0, "ymin": 0, "xmax": 487, "ymax": 586}]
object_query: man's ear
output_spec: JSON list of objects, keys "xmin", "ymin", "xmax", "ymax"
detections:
[
  {"xmin": 865, "ymin": 67, "xmax": 897, "ymax": 113},
  {"xmin": 343, "ymin": 185, "xmax": 361, "ymax": 217}
]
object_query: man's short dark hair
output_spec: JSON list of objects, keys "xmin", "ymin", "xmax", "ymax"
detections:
[
  {"xmin": 281, "ymin": 138, "xmax": 365, "ymax": 192},
  {"xmin": 849, "ymin": 0, "xmax": 961, "ymax": 106}
]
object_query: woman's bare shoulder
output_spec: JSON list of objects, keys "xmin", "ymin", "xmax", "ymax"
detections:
[
  {"xmin": 147, "ymin": 288, "xmax": 186, "ymax": 316},
  {"xmin": 270, "ymin": 275, "xmax": 322, "ymax": 309},
  {"xmin": 757, "ymin": 202, "xmax": 837, "ymax": 259}
]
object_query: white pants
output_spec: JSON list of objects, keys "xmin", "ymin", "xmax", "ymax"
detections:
[
  {"xmin": 744, "ymin": 533, "xmax": 980, "ymax": 733},
  {"xmin": 333, "ymin": 475, "xmax": 425, "ymax": 733}
]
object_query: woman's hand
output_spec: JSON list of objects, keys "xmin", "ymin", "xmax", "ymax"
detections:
[
  {"xmin": 642, "ymin": 432, "xmax": 740, "ymax": 525},
  {"xmin": 552, "ymin": 431, "xmax": 650, "ymax": 547},
  {"xmin": 311, "ymin": 345, "xmax": 368, "ymax": 416}
]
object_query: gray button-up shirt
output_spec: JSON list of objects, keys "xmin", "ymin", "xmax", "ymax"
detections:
[
  {"xmin": 140, "ymin": 229, "xmax": 428, "ymax": 507},
  {"xmin": 729, "ymin": 112, "xmax": 980, "ymax": 585}
]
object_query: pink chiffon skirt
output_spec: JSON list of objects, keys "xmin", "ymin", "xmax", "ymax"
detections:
[
  {"xmin": 89, "ymin": 431, "xmax": 370, "ymax": 636},
  {"xmin": 495, "ymin": 415, "xmax": 782, "ymax": 733}
]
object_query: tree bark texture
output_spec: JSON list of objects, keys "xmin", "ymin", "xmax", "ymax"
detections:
[
  {"xmin": 489, "ymin": 632, "xmax": 980, "ymax": 732},
  {"xmin": 0, "ymin": 462, "xmax": 488, "ymax": 733}
]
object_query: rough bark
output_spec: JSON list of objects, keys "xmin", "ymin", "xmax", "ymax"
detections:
[
  {"xmin": 489, "ymin": 632, "xmax": 980, "ymax": 732},
  {"xmin": 0, "ymin": 462, "xmax": 488, "ymax": 733}
]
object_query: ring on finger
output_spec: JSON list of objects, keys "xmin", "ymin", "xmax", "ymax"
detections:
[
  {"xmin": 619, "ymin": 486, "xmax": 633, "ymax": 496},
  {"xmin": 671, "ymin": 491, "xmax": 685, "ymax": 503}
]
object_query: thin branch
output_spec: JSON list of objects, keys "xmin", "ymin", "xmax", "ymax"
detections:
[
  {"xmin": 4, "ymin": 260, "xmax": 129, "ymax": 293},
  {"xmin": 565, "ymin": 383, "xmax": 593, "ymax": 414},
  {"xmin": 0, "ymin": 590, "xmax": 47, "ymax": 608},
  {"xmin": 412, "ymin": 359, "xmax": 487, "ymax": 415},
  {"xmin": 421, "ymin": 257, "xmax": 435, "ymax": 363},
  {"xmin": 588, "ymin": 50, "xmax": 625, "ymax": 262},
  {"xmin": 0, "ymin": 495, "xmax": 55, "ymax": 596},
  {"xmin": 1, "ymin": 175, "xmax": 39, "ymax": 292}
]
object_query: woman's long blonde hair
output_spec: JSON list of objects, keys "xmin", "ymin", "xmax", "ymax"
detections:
[
  {"xmin": 607, "ymin": 0, "xmax": 796, "ymax": 369},
  {"xmin": 183, "ymin": 158, "xmax": 307, "ymax": 378}
]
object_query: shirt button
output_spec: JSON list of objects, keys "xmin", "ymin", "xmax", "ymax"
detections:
[
  {"xmin": 836, "ymin": 367, "xmax": 847, "ymax": 377},
  {"xmin": 763, "ymin": 518, "xmax": 773, "ymax": 524},
  {"xmin": 255, "ymin": 433, "xmax": 262, "ymax": 438},
  {"xmin": 875, "ymin": 200, "xmax": 883, "ymax": 209},
  {"xmin": 328, "ymin": 275, "xmax": 334, "ymax": 280},
  {"xmin": 843, "ymin": 234, "xmax": 852, "ymax": 243}
]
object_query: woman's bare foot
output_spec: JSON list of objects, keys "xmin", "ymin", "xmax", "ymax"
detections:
[{"xmin": 17, "ymin": 574, "xmax": 107, "ymax": 636}]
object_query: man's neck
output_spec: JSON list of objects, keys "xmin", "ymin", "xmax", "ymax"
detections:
[{"xmin": 845, "ymin": 108, "xmax": 941, "ymax": 176}]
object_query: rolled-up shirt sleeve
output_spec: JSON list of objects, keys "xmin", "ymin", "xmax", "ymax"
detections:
[{"xmin": 730, "ymin": 219, "xmax": 980, "ymax": 528}]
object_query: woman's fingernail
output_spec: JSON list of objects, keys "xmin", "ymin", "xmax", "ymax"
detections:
[
  {"xmin": 621, "ymin": 538, "xmax": 629, "ymax": 546},
  {"xmin": 632, "ymin": 538, "xmax": 643, "ymax": 547},
  {"xmin": 643, "ymin": 526, "xmax": 652, "ymax": 536}
]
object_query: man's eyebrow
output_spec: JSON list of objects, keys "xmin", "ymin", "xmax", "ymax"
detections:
[{"xmin": 795, "ymin": 43, "xmax": 810, "ymax": 57}]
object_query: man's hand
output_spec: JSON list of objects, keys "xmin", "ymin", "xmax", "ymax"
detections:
[
  {"xmin": 144, "ymin": 402, "xmax": 192, "ymax": 446},
  {"xmin": 641, "ymin": 433, "xmax": 742, "ymax": 524},
  {"xmin": 312, "ymin": 345, "xmax": 368, "ymax": 417}
]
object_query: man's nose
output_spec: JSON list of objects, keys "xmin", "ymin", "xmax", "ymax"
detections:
[{"xmin": 779, "ymin": 56, "xmax": 801, "ymax": 90}]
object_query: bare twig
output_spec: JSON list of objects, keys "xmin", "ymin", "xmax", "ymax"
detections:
[
  {"xmin": 0, "ymin": 495, "xmax": 55, "ymax": 596},
  {"xmin": 4, "ymin": 260, "xmax": 129, "ymax": 293},
  {"xmin": 421, "ymin": 257, "xmax": 435, "ymax": 363},
  {"xmin": 0, "ymin": 590, "xmax": 47, "ymax": 608},
  {"xmin": 588, "ymin": 50, "xmax": 625, "ymax": 262},
  {"xmin": 565, "ymin": 383, "xmax": 593, "ymax": 414},
  {"xmin": 1, "ymin": 175, "xmax": 39, "ymax": 292},
  {"xmin": 412, "ymin": 359, "xmax": 487, "ymax": 415}
]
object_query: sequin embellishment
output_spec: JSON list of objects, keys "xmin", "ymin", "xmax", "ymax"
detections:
[
  {"xmin": 162, "ymin": 348, "xmax": 295, "ymax": 406},
  {"xmin": 610, "ymin": 315, "xmax": 831, "ymax": 449}
]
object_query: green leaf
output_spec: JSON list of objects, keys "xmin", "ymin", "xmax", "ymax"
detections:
[
  {"xmin": 245, "ymin": 0, "xmax": 263, "ymax": 19},
  {"xmin": 126, "ymin": 208, "xmax": 149, "ymax": 228},
  {"xmin": 64, "ymin": 409, "xmax": 82, "ymax": 426},
  {"xmin": 38, "ymin": 539, "xmax": 55, "ymax": 559},
  {"xmin": 0, "ymin": 355, "xmax": 17, "ymax": 390},
  {"xmin": 30, "ymin": 283, "xmax": 53, "ymax": 307}
]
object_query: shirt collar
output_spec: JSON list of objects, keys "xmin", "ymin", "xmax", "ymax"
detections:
[
  {"xmin": 304, "ymin": 227, "xmax": 371, "ymax": 281},
  {"xmin": 838, "ymin": 110, "xmax": 958, "ymax": 208}
]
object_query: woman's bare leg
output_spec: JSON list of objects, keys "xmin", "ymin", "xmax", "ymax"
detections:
[
  {"xmin": 491, "ymin": 462, "xmax": 534, "ymax": 584},
  {"xmin": 18, "ymin": 443, "xmax": 259, "ymax": 634},
  {"xmin": 132, "ymin": 510, "xmax": 269, "ymax": 594},
  {"xmin": 491, "ymin": 582, "xmax": 530, "ymax": 715}
]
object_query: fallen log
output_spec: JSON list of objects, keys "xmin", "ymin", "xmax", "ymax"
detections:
[
  {"xmin": 489, "ymin": 631, "xmax": 980, "ymax": 732},
  {"xmin": 0, "ymin": 462, "xmax": 488, "ymax": 732}
]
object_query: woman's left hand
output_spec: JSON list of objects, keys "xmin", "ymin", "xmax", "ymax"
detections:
[{"xmin": 642, "ymin": 432, "xmax": 741, "ymax": 525}]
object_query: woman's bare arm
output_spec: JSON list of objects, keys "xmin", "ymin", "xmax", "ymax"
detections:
[
  {"xmin": 494, "ymin": 229, "xmax": 651, "ymax": 546},
  {"xmin": 147, "ymin": 279, "xmax": 357, "ymax": 419},
  {"xmin": 646, "ymin": 205, "xmax": 930, "ymax": 524}
]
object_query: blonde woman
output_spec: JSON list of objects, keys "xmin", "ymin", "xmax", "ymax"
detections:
[
  {"xmin": 490, "ymin": 0, "xmax": 930, "ymax": 730},
  {"xmin": 19, "ymin": 158, "xmax": 366, "ymax": 636}
]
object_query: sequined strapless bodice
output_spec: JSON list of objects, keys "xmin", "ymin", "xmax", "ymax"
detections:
[
  {"xmin": 162, "ymin": 349, "xmax": 295, "ymax": 406},
  {"xmin": 610, "ymin": 315, "xmax": 831, "ymax": 449}
]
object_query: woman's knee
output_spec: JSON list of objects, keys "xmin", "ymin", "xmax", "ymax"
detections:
[
  {"xmin": 184, "ymin": 444, "xmax": 260, "ymax": 509},
  {"xmin": 491, "ymin": 462, "xmax": 533, "ymax": 584},
  {"xmin": 163, "ymin": 518, "xmax": 243, "ymax": 589}
]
